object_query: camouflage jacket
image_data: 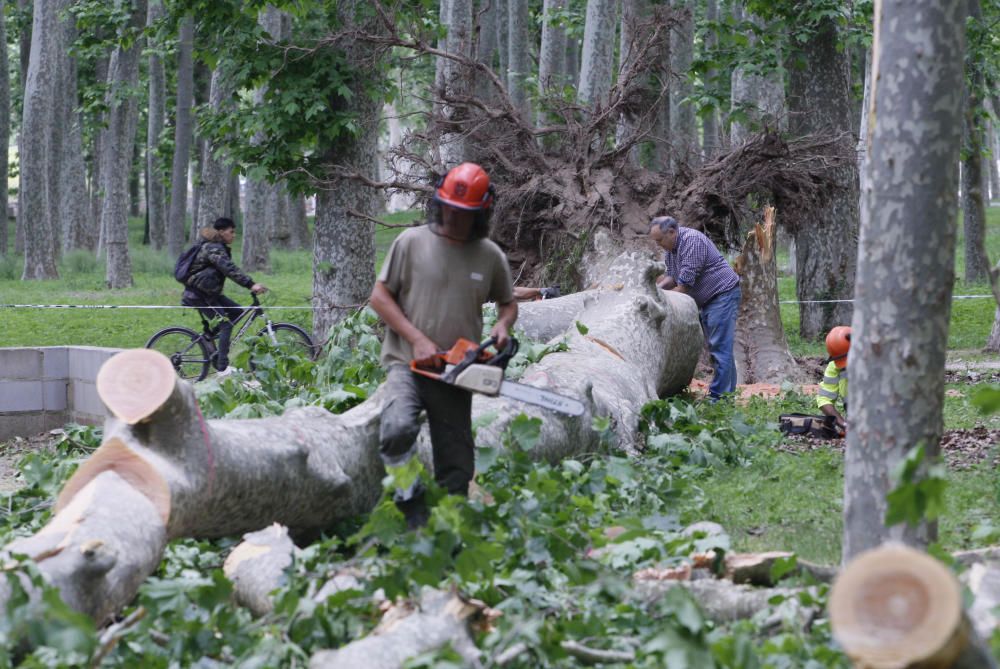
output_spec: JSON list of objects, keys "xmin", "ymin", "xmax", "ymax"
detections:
[{"xmin": 186, "ymin": 228, "xmax": 254, "ymax": 297}]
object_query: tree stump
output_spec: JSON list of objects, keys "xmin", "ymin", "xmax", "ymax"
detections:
[{"xmin": 829, "ymin": 544, "xmax": 997, "ymax": 669}]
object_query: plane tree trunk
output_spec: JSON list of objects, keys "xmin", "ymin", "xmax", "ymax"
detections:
[
  {"xmin": 842, "ymin": 0, "xmax": 965, "ymax": 561},
  {"xmin": 0, "ymin": 253, "xmax": 702, "ymax": 625},
  {"xmin": 734, "ymin": 206, "xmax": 807, "ymax": 384},
  {"xmin": 166, "ymin": 15, "xmax": 194, "ymax": 257}
]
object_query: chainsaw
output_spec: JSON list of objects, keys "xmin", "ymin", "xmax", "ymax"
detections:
[{"xmin": 410, "ymin": 337, "xmax": 585, "ymax": 417}]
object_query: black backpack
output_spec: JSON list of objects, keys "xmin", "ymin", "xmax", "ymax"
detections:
[
  {"xmin": 173, "ymin": 242, "xmax": 203, "ymax": 284},
  {"xmin": 778, "ymin": 413, "xmax": 843, "ymax": 440}
]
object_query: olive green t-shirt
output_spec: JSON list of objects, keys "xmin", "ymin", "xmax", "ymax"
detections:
[{"xmin": 378, "ymin": 225, "xmax": 515, "ymax": 366}]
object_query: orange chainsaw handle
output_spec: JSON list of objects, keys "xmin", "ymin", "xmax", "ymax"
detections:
[{"xmin": 410, "ymin": 337, "xmax": 517, "ymax": 382}]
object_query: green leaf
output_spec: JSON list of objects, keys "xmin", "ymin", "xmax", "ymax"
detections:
[
  {"xmin": 507, "ymin": 414, "xmax": 543, "ymax": 451},
  {"xmin": 769, "ymin": 554, "xmax": 798, "ymax": 583},
  {"xmin": 575, "ymin": 320, "xmax": 589, "ymax": 335},
  {"xmin": 972, "ymin": 386, "xmax": 1000, "ymax": 415}
]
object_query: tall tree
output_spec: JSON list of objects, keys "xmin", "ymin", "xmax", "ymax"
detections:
[
  {"xmin": 961, "ymin": 0, "xmax": 990, "ymax": 283},
  {"xmin": 0, "ymin": 0, "xmax": 8, "ymax": 257},
  {"xmin": 196, "ymin": 67, "xmax": 231, "ymax": 231},
  {"xmin": 166, "ymin": 15, "xmax": 193, "ymax": 256},
  {"xmin": 843, "ymin": 0, "xmax": 966, "ymax": 561},
  {"xmin": 15, "ymin": 0, "xmax": 31, "ymax": 256},
  {"xmin": 20, "ymin": 0, "xmax": 72, "ymax": 279},
  {"xmin": 577, "ymin": 0, "xmax": 617, "ymax": 108},
  {"xmin": 729, "ymin": 9, "xmax": 784, "ymax": 145},
  {"xmin": 507, "ymin": 0, "xmax": 530, "ymax": 119},
  {"xmin": 101, "ymin": 0, "xmax": 148, "ymax": 289},
  {"xmin": 538, "ymin": 0, "xmax": 568, "ymax": 104},
  {"xmin": 146, "ymin": 0, "xmax": 167, "ymax": 250},
  {"xmin": 436, "ymin": 0, "xmax": 472, "ymax": 164},
  {"xmin": 669, "ymin": 0, "xmax": 696, "ymax": 168},
  {"xmin": 58, "ymin": 42, "xmax": 92, "ymax": 254},
  {"xmin": 989, "ymin": 116, "xmax": 1000, "ymax": 201},
  {"xmin": 786, "ymin": 4, "xmax": 859, "ymax": 339},
  {"xmin": 495, "ymin": 0, "xmax": 508, "ymax": 77},
  {"xmin": 701, "ymin": 0, "xmax": 719, "ymax": 157},
  {"xmin": 286, "ymin": 192, "xmax": 309, "ymax": 250},
  {"xmin": 616, "ymin": 0, "xmax": 646, "ymax": 159}
]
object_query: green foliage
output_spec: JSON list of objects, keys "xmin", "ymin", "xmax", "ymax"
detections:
[{"xmin": 885, "ymin": 445, "xmax": 948, "ymax": 528}]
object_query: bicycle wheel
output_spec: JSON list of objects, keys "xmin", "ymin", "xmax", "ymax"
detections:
[
  {"xmin": 145, "ymin": 326, "xmax": 212, "ymax": 381},
  {"xmin": 254, "ymin": 322, "xmax": 318, "ymax": 366}
]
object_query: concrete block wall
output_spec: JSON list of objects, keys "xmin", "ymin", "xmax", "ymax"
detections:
[{"xmin": 0, "ymin": 347, "xmax": 122, "ymax": 441}]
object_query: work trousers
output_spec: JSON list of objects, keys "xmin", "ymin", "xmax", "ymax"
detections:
[
  {"xmin": 379, "ymin": 364, "xmax": 475, "ymax": 497},
  {"xmin": 700, "ymin": 285, "xmax": 741, "ymax": 400},
  {"xmin": 182, "ymin": 291, "xmax": 241, "ymax": 370}
]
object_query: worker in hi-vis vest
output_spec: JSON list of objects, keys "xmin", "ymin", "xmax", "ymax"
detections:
[{"xmin": 817, "ymin": 326, "xmax": 850, "ymax": 434}]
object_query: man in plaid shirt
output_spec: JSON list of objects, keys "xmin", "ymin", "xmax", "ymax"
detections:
[{"xmin": 650, "ymin": 216, "xmax": 742, "ymax": 401}]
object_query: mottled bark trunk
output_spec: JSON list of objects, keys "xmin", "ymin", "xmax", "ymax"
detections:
[
  {"xmin": 0, "ymin": 0, "xmax": 9, "ymax": 257},
  {"xmin": 287, "ymin": 192, "xmax": 309, "ymax": 250},
  {"xmin": 146, "ymin": 0, "xmax": 166, "ymax": 250},
  {"xmin": 437, "ymin": 0, "xmax": 472, "ymax": 165},
  {"xmin": 538, "ymin": 0, "xmax": 567, "ymax": 102},
  {"xmin": 495, "ymin": 0, "xmax": 508, "ymax": 79},
  {"xmin": 961, "ymin": 0, "xmax": 989, "ymax": 284},
  {"xmin": 843, "ymin": 0, "xmax": 965, "ymax": 562},
  {"xmin": 701, "ymin": 0, "xmax": 719, "ymax": 158},
  {"xmin": 14, "ymin": 0, "xmax": 29, "ymax": 256},
  {"xmin": 787, "ymin": 12, "xmax": 859, "ymax": 340},
  {"xmin": 988, "ymin": 116, "xmax": 999, "ymax": 201},
  {"xmin": 197, "ymin": 68, "xmax": 231, "ymax": 231},
  {"xmin": 615, "ymin": 0, "xmax": 646, "ymax": 162},
  {"xmin": 730, "ymin": 11, "xmax": 784, "ymax": 146},
  {"xmin": 101, "ymin": 0, "xmax": 147, "ymax": 289},
  {"xmin": 507, "ymin": 0, "xmax": 530, "ymax": 119},
  {"xmin": 577, "ymin": 0, "xmax": 617, "ymax": 108},
  {"xmin": 129, "ymin": 140, "xmax": 141, "ymax": 219},
  {"xmin": 89, "ymin": 57, "xmax": 107, "ymax": 253},
  {"xmin": 0, "ymin": 256, "xmax": 703, "ymax": 627},
  {"xmin": 270, "ymin": 184, "xmax": 289, "ymax": 248},
  {"xmin": 475, "ymin": 0, "xmax": 498, "ymax": 103},
  {"xmin": 734, "ymin": 207, "xmax": 806, "ymax": 384},
  {"xmin": 56, "ymin": 0, "xmax": 91, "ymax": 256},
  {"xmin": 651, "ymin": 24, "xmax": 671, "ymax": 172},
  {"xmin": 986, "ymin": 307, "xmax": 1000, "ymax": 353},
  {"xmin": 669, "ymin": 0, "xmax": 695, "ymax": 169},
  {"xmin": 166, "ymin": 15, "xmax": 193, "ymax": 257},
  {"xmin": 20, "ymin": 0, "xmax": 68, "ymax": 279}
]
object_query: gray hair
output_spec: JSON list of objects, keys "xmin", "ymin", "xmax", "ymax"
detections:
[{"xmin": 650, "ymin": 216, "xmax": 678, "ymax": 233}]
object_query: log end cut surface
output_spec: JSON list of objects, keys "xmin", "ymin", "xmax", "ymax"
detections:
[
  {"xmin": 829, "ymin": 544, "xmax": 964, "ymax": 669},
  {"xmin": 96, "ymin": 349, "xmax": 177, "ymax": 424}
]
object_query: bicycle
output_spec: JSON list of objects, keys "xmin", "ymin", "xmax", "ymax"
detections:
[{"xmin": 145, "ymin": 294, "xmax": 317, "ymax": 381}]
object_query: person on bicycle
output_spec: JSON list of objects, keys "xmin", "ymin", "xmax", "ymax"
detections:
[
  {"xmin": 369, "ymin": 162, "xmax": 518, "ymax": 529},
  {"xmin": 181, "ymin": 217, "xmax": 267, "ymax": 375}
]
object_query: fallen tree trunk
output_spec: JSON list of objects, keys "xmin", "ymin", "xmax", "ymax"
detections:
[
  {"xmin": 0, "ymin": 252, "xmax": 703, "ymax": 624},
  {"xmin": 223, "ymin": 524, "xmax": 297, "ymax": 617},
  {"xmin": 830, "ymin": 544, "xmax": 998, "ymax": 669}
]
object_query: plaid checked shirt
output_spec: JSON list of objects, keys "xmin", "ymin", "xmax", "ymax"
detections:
[{"xmin": 662, "ymin": 227, "xmax": 740, "ymax": 308}]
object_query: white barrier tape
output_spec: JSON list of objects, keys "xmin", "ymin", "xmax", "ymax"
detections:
[
  {"xmin": 779, "ymin": 295, "xmax": 995, "ymax": 305},
  {"xmin": 0, "ymin": 304, "xmax": 362, "ymax": 310}
]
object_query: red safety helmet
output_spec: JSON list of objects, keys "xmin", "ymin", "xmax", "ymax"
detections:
[
  {"xmin": 826, "ymin": 326, "xmax": 851, "ymax": 369},
  {"xmin": 435, "ymin": 163, "xmax": 494, "ymax": 211}
]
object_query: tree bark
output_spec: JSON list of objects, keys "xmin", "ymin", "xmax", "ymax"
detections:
[
  {"xmin": 830, "ymin": 544, "xmax": 997, "ymax": 668},
  {"xmin": 538, "ymin": 0, "xmax": 568, "ymax": 102},
  {"xmin": 669, "ymin": 0, "xmax": 695, "ymax": 169},
  {"xmin": 14, "ymin": 0, "xmax": 30, "ymax": 257},
  {"xmin": 437, "ymin": 0, "xmax": 473, "ymax": 165},
  {"xmin": 701, "ymin": 0, "xmax": 719, "ymax": 158},
  {"xmin": 287, "ymin": 192, "xmax": 309, "ymax": 250},
  {"xmin": 223, "ymin": 524, "xmax": 295, "ymax": 617},
  {"xmin": 615, "ymin": 0, "xmax": 646, "ymax": 162},
  {"xmin": 0, "ymin": 0, "xmax": 8, "ymax": 257},
  {"xmin": 961, "ymin": 0, "xmax": 989, "ymax": 284},
  {"xmin": 506, "ymin": 0, "xmax": 530, "ymax": 120},
  {"xmin": 989, "ymin": 115, "xmax": 1000, "ymax": 201},
  {"xmin": 146, "ymin": 0, "xmax": 167, "ymax": 250},
  {"xmin": 786, "ymin": 10, "xmax": 859, "ymax": 340},
  {"xmin": 495, "ymin": 0, "xmax": 508, "ymax": 81},
  {"xmin": 20, "ymin": 0, "xmax": 69, "ymax": 279},
  {"xmin": 197, "ymin": 68, "xmax": 232, "ymax": 232},
  {"xmin": 985, "ymin": 307, "xmax": 1000, "ymax": 353},
  {"xmin": 842, "ymin": 0, "xmax": 965, "ymax": 562},
  {"xmin": 577, "ymin": 0, "xmax": 617, "ymax": 109},
  {"xmin": 0, "ymin": 256, "xmax": 701, "ymax": 625},
  {"xmin": 733, "ymin": 206, "xmax": 806, "ymax": 384},
  {"xmin": 102, "ymin": 0, "xmax": 147, "ymax": 289},
  {"xmin": 166, "ymin": 15, "xmax": 194, "ymax": 257},
  {"xmin": 730, "ymin": 11, "xmax": 784, "ymax": 146}
]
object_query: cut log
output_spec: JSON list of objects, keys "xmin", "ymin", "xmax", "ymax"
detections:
[
  {"xmin": 308, "ymin": 588, "xmax": 483, "ymax": 669},
  {"xmin": 733, "ymin": 206, "xmax": 808, "ymax": 385},
  {"xmin": 829, "ymin": 544, "xmax": 998, "ymax": 669},
  {"xmin": 0, "ymin": 253, "xmax": 703, "ymax": 625},
  {"xmin": 634, "ymin": 578, "xmax": 814, "ymax": 626},
  {"xmin": 223, "ymin": 524, "xmax": 297, "ymax": 617}
]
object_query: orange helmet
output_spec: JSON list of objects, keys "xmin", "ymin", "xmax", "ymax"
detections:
[
  {"xmin": 435, "ymin": 163, "xmax": 494, "ymax": 211},
  {"xmin": 826, "ymin": 326, "xmax": 851, "ymax": 369}
]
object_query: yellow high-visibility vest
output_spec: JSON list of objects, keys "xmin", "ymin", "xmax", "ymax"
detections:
[{"xmin": 817, "ymin": 360, "xmax": 848, "ymax": 411}]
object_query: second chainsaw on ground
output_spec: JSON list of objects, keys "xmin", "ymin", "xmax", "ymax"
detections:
[{"xmin": 410, "ymin": 337, "xmax": 585, "ymax": 417}]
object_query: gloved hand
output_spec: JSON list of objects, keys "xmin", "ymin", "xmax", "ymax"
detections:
[{"xmin": 539, "ymin": 286, "xmax": 561, "ymax": 300}]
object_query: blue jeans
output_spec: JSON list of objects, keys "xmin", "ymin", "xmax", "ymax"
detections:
[{"xmin": 700, "ymin": 286, "xmax": 741, "ymax": 400}]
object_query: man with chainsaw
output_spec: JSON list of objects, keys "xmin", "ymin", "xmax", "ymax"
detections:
[
  {"xmin": 650, "ymin": 215, "xmax": 741, "ymax": 401},
  {"xmin": 369, "ymin": 163, "xmax": 517, "ymax": 528},
  {"xmin": 817, "ymin": 326, "xmax": 850, "ymax": 434}
]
